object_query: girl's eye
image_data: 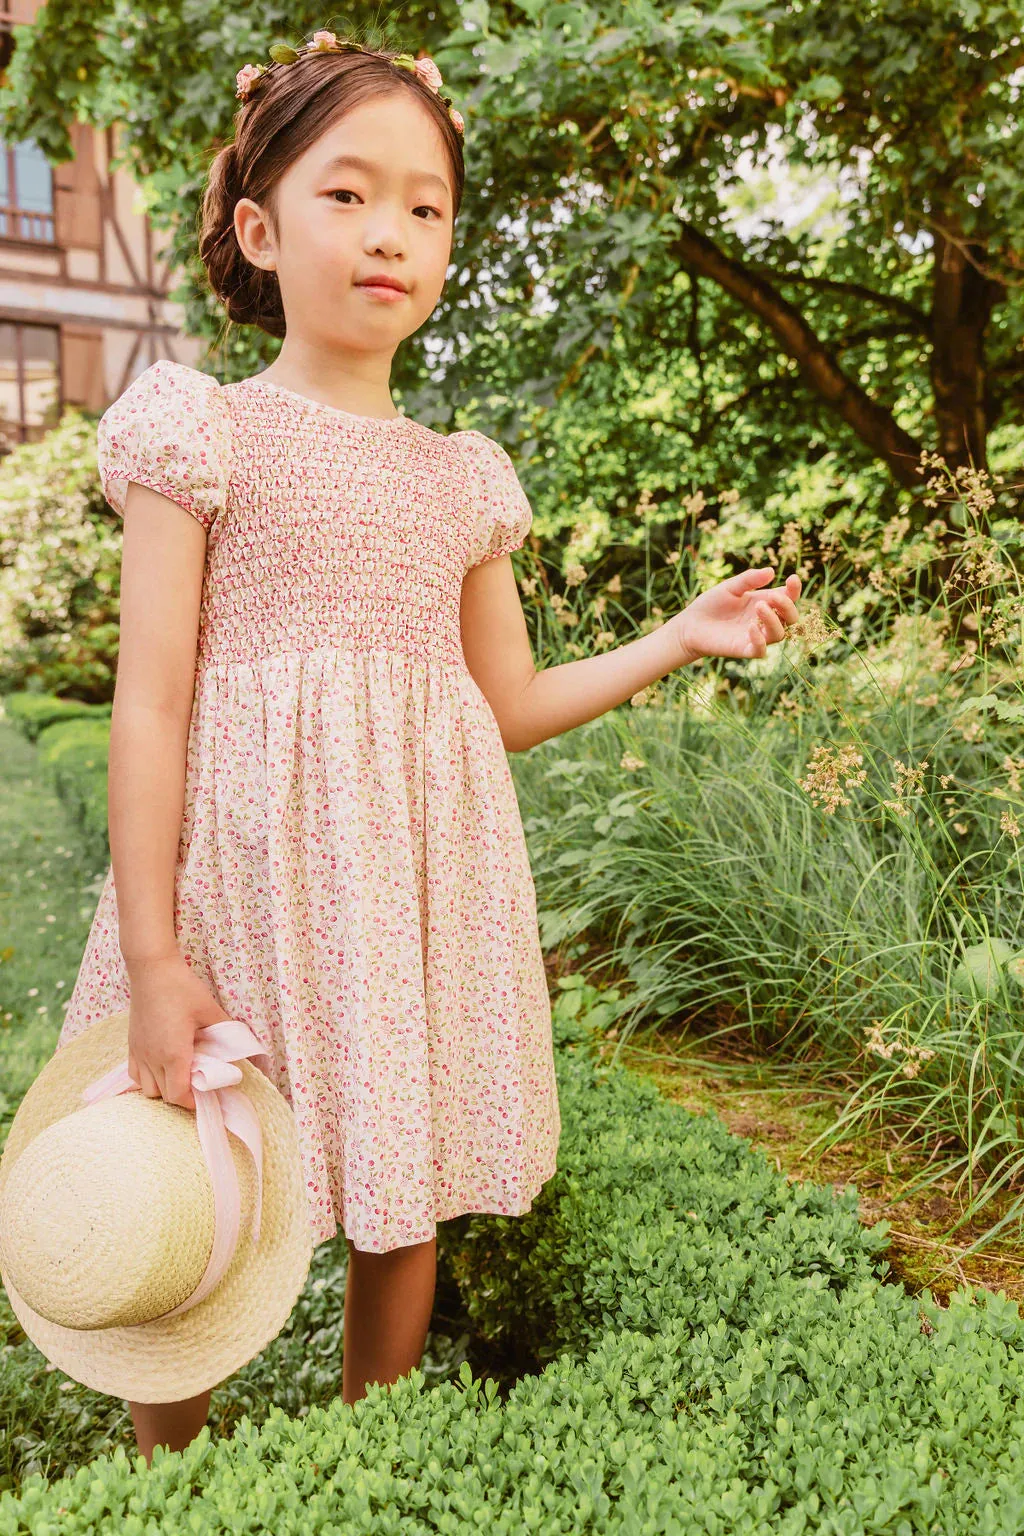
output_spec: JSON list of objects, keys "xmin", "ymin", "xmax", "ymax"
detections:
[{"xmin": 330, "ymin": 190, "xmax": 441, "ymax": 219}]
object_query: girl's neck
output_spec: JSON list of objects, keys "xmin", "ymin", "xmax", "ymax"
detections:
[{"xmin": 258, "ymin": 349, "xmax": 397, "ymax": 420}]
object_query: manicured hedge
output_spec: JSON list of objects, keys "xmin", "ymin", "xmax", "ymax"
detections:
[
  {"xmin": 2, "ymin": 692, "xmax": 111, "ymax": 743},
  {"xmin": 2, "ymin": 1000, "xmax": 1023, "ymax": 1533},
  {"xmin": 2, "ymin": 692, "xmax": 111, "ymax": 866},
  {"xmin": 32, "ymin": 721, "xmax": 111, "ymax": 869}
]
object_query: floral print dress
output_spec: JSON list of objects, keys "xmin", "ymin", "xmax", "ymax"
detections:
[{"xmin": 58, "ymin": 359, "xmax": 561, "ymax": 1254}]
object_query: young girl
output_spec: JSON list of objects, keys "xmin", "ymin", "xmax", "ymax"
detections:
[{"xmin": 57, "ymin": 31, "xmax": 801, "ymax": 1462}]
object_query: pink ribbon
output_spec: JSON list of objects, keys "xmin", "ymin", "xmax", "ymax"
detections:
[{"xmin": 80, "ymin": 1019, "xmax": 273, "ymax": 1321}]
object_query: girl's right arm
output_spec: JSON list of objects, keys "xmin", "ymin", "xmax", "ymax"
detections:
[{"xmin": 111, "ymin": 482, "xmax": 230, "ymax": 1113}]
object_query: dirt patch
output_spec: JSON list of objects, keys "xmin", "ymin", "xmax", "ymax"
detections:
[
  {"xmin": 545, "ymin": 943, "xmax": 1024, "ymax": 1308},
  {"xmin": 616, "ymin": 1034, "xmax": 1024, "ymax": 1308}
]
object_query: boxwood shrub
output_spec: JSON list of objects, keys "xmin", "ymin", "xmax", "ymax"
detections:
[
  {"xmin": 2, "ymin": 1004, "xmax": 1023, "ymax": 1533},
  {"xmin": 2, "ymin": 692, "xmax": 111, "ymax": 744},
  {"xmin": 2, "ymin": 692, "xmax": 112, "ymax": 866}
]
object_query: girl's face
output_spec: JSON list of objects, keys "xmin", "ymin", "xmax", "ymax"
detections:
[{"xmin": 235, "ymin": 92, "xmax": 455, "ymax": 359}]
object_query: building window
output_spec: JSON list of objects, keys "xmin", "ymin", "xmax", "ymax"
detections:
[
  {"xmin": 0, "ymin": 323, "xmax": 61, "ymax": 453},
  {"xmin": 0, "ymin": 139, "xmax": 55, "ymax": 244}
]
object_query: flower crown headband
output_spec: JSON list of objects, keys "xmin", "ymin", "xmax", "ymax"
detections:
[{"xmin": 235, "ymin": 30, "xmax": 465, "ymax": 136}]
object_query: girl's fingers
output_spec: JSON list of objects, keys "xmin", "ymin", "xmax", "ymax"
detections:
[
  {"xmin": 737, "ymin": 574, "xmax": 801, "ymax": 659},
  {"xmin": 756, "ymin": 591, "xmax": 799, "ymax": 626},
  {"xmin": 137, "ymin": 1065, "xmax": 161, "ymax": 1099},
  {"xmin": 762, "ymin": 586, "xmax": 800, "ymax": 615},
  {"xmin": 756, "ymin": 601, "xmax": 786, "ymax": 641},
  {"xmin": 727, "ymin": 566, "xmax": 776, "ymax": 595}
]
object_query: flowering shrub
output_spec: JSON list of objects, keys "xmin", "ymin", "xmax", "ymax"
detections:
[{"xmin": 0, "ymin": 410, "xmax": 121, "ymax": 701}]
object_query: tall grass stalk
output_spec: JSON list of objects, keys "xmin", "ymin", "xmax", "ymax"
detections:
[{"xmin": 512, "ymin": 451, "xmax": 1024, "ymax": 1262}]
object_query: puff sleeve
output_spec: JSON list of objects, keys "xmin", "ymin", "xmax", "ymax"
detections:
[
  {"xmin": 96, "ymin": 358, "xmax": 231, "ymax": 531},
  {"xmin": 455, "ymin": 429, "xmax": 534, "ymax": 570}
]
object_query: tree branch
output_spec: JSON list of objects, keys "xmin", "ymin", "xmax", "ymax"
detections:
[
  {"xmin": 747, "ymin": 266, "xmax": 932, "ymax": 335},
  {"xmin": 671, "ymin": 221, "xmax": 927, "ymax": 487}
]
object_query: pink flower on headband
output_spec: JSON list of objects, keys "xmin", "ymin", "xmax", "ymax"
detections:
[
  {"xmin": 414, "ymin": 56, "xmax": 443, "ymax": 92},
  {"xmin": 450, "ymin": 108, "xmax": 465, "ymax": 133},
  {"xmin": 235, "ymin": 62, "xmax": 263, "ymax": 99},
  {"xmin": 310, "ymin": 30, "xmax": 339, "ymax": 50}
]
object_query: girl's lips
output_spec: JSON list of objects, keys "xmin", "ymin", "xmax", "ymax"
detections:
[{"xmin": 356, "ymin": 283, "xmax": 407, "ymax": 301}]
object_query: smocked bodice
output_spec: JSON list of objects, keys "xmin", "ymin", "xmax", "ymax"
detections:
[
  {"xmin": 205, "ymin": 381, "xmax": 475, "ymax": 667},
  {"xmin": 94, "ymin": 361, "xmax": 535, "ymax": 670}
]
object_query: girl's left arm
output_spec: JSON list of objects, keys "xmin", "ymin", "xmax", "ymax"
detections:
[{"xmin": 460, "ymin": 558, "xmax": 802, "ymax": 754}]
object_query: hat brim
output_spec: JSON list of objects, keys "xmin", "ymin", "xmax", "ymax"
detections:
[{"xmin": 0, "ymin": 1011, "xmax": 313, "ymax": 1404}]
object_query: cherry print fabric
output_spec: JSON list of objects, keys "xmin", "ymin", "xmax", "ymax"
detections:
[
  {"xmin": 59, "ymin": 358, "xmax": 560, "ymax": 1254},
  {"xmin": 95, "ymin": 362, "xmax": 231, "ymax": 531},
  {"xmin": 461, "ymin": 429, "xmax": 535, "ymax": 567}
]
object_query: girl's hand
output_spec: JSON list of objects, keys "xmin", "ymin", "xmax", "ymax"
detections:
[
  {"xmin": 125, "ymin": 953, "xmax": 235, "ymax": 1113},
  {"xmin": 671, "ymin": 567, "xmax": 802, "ymax": 665}
]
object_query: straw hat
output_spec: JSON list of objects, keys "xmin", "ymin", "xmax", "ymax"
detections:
[{"xmin": 0, "ymin": 1009, "xmax": 314, "ymax": 1404}]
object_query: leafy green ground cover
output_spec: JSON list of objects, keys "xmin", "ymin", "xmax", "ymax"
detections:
[{"xmin": 3, "ymin": 988, "xmax": 1024, "ymax": 1530}]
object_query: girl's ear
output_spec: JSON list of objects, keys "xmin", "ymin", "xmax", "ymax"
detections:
[{"xmin": 234, "ymin": 198, "xmax": 276, "ymax": 271}]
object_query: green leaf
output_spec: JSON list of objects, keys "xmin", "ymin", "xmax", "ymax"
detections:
[{"xmin": 803, "ymin": 74, "xmax": 843, "ymax": 102}]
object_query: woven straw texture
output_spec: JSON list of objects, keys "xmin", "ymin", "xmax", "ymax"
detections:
[{"xmin": 0, "ymin": 1012, "xmax": 313, "ymax": 1403}]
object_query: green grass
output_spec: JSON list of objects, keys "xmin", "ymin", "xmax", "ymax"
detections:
[{"xmin": 0, "ymin": 717, "xmax": 105, "ymax": 1145}]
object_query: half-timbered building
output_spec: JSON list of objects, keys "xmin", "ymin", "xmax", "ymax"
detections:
[{"xmin": 0, "ymin": 0, "xmax": 201, "ymax": 456}]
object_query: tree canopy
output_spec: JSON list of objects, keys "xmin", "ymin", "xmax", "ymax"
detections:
[{"xmin": 4, "ymin": 0, "xmax": 1021, "ymax": 551}]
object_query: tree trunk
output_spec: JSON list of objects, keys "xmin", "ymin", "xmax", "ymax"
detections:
[{"xmin": 928, "ymin": 204, "xmax": 1006, "ymax": 475}]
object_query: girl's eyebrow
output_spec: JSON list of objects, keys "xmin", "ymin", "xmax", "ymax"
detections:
[{"xmin": 320, "ymin": 152, "xmax": 450, "ymax": 197}]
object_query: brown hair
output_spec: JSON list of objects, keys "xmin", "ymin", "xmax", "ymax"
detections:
[{"xmin": 198, "ymin": 37, "xmax": 465, "ymax": 340}]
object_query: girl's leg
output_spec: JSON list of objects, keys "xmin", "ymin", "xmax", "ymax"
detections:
[
  {"xmin": 342, "ymin": 1234, "xmax": 437, "ymax": 1405},
  {"xmin": 127, "ymin": 1233, "xmax": 437, "ymax": 1458},
  {"xmin": 127, "ymin": 1387, "xmax": 213, "ymax": 1465}
]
